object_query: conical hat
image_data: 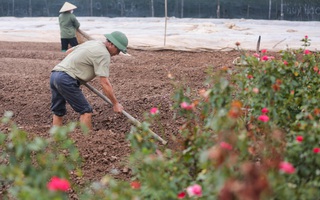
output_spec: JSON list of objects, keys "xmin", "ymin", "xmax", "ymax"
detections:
[{"xmin": 59, "ymin": 2, "xmax": 77, "ymax": 13}]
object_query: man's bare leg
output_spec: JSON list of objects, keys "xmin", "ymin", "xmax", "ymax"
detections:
[
  {"xmin": 53, "ymin": 115, "xmax": 63, "ymax": 126},
  {"xmin": 80, "ymin": 113, "xmax": 92, "ymax": 130}
]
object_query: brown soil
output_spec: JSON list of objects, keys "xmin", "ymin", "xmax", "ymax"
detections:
[{"xmin": 0, "ymin": 41, "xmax": 240, "ymax": 193}]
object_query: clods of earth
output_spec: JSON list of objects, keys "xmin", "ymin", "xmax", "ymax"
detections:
[{"xmin": 0, "ymin": 41, "xmax": 243, "ymax": 197}]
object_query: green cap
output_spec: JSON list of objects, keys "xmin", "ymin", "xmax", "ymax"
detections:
[{"xmin": 104, "ymin": 31, "xmax": 128, "ymax": 54}]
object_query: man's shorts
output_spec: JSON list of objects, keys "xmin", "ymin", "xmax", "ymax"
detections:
[{"xmin": 50, "ymin": 71, "xmax": 93, "ymax": 116}]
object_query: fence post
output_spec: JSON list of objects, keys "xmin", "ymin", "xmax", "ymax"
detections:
[
  {"xmin": 268, "ymin": 0, "xmax": 272, "ymax": 19},
  {"xmin": 280, "ymin": 0, "xmax": 284, "ymax": 20},
  {"xmin": 12, "ymin": 0, "xmax": 15, "ymax": 16},
  {"xmin": 90, "ymin": 0, "xmax": 93, "ymax": 16},
  {"xmin": 29, "ymin": 0, "xmax": 32, "ymax": 16},
  {"xmin": 164, "ymin": 0, "xmax": 167, "ymax": 46},
  {"xmin": 181, "ymin": 0, "xmax": 184, "ymax": 18},
  {"xmin": 216, "ymin": 0, "xmax": 220, "ymax": 18},
  {"xmin": 150, "ymin": 0, "xmax": 154, "ymax": 17}
]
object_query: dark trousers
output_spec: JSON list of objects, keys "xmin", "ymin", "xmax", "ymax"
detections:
[
  {"xmin": 50, "ymin": 71, "xmax": 93, "ymax": 116},
  {"xmin": 61, "ymin": 37, "xmax": 78, "ymax": 51}
]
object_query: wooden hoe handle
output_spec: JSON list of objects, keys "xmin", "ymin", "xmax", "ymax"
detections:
[{"xmin": 83, "ymin": 83, "xmax": 168, "ymax": 145}]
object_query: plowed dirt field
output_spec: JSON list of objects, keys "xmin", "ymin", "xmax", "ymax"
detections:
[{"xmin": 0, "ymin": 41, "xmax": 241, "ymax": 197}]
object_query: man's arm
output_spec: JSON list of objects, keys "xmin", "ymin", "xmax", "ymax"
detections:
[{"xmin": 99, "ymin": 76, "xmax": 123, "ymax": 113}]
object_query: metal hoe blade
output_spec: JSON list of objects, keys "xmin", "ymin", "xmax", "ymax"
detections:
[{"xmin": 83, "ymin": 83, "xmax": 168, "ymax": 145}]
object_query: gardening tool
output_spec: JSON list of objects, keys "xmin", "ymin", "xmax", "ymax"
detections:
[
  {"xmin": 76, "ymin": 29, "xmax": 94, "ymax": 44},
  {"xmin": 83, "ymin": 82, "xmax": 168, "ymax": 145}
]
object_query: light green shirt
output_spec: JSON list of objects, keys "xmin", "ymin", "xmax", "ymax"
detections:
[
  {"xmin": 59, "ymin": 12, "xmax": 80, "ymax": 38},
  {"xmin": 53, "ymin": 40, "xmax": 110, "ymax": 82}
]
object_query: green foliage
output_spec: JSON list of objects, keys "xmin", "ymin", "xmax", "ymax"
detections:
[
  {"xmin": 1, "ymin": 36, "xmax": 320, "ymax": 199},
  {"xmin": 123, "ymin": 36, "xmax": 320, "ymax": 199},
  {"xmin": 0, "ymin": 112, "xmax": 81, "ymax": 200},
  {"xmin": 233, "ymin": 36, "xmax": 320, "ymax": 198},
  {"xmin": 77, "ymin": 176, "xmax": 139, "ymax": 200}
]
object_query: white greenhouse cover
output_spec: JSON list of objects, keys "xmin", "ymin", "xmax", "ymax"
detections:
[{"xmin": 0, "ymin": 17, "xmax": 318, "ymax": 52}]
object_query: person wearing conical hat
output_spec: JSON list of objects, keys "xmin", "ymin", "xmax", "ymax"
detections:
[
  {"xmin": 50, "ymin": 31, "xmax": 129, "ymax": 130},
  {"xmin": 59, "ymin": 2, "xmax": 80, "ymax": 52}
]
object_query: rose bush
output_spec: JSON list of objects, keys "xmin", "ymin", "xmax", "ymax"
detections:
[
  {"xmin": 123, "ymin": 36, "xmax": 320, "ymax": 199},
  {"xmin": 0, "ymin": 36, "xmax": 319, "ymax": 199},
  {"xmin": 0, "ymin": 112, "xmax": 81, "ymax": 200}
]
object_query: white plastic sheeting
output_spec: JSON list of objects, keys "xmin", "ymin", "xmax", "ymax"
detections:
[{"xmin": 0, "ymin": 17, "xmax": 318, "ymax": 52}]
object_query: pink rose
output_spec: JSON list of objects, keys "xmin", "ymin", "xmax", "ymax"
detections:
[
  {"xmin": 247, "ymin": 75, "xmax": 253, "ymax": 79},
  {"xmin": 150, "ymin": 107, "xmax": 159, "ymax": 115},
  {"xmin": 296, "ymin": 136, "xmax": 303, "ymax": 142},
  {"xmin": 261, "ymin": 107, "xmax": 269, "ymax": 114},
  {"xmin": 47, "ymin": 177, "xmax": 70, "ymax": 192},
  {"xmin": 130, "ymin": 181, "xmax": 141, "ymax": 189},
  {"xmin": 279, "ymin": 161, "xmax": 295, "ymax": 174},
  {"xmin": 283, "ymin": 60, "xmax": 288, "ymax": 65},
  {"xmin": 261, "ymin": 49, "xmax": 267, "ymax": 54},
  {"xmin": 262, "ymin": 55, "xmax": 269, "ymax": 61},
  {"xmin": 177, "ymin": 192, "xmax": 186, "ymax": 199},
  {"xmin": 269, "ymin": 56, "xmax": 275, "ymax": 60},
  {"xmin": 252, "ymin": 88, "xmax": 259, "ymax": 94},
  {"xmin": 220, "ymin": 141, "xmax": 233, "ymax": 150},
  {"xmin": 180, "ymin": 102, "xmax": 194, "ymax": 110},
  {"xmin": 253, "ymin": 53, "xmax": 260, "ymax": 58},
  {"xmin": 258, "ymin": 115, "xmax": 269, "ymax": 122},
  {"xmin": 186, "ymin": 184, "xmax": 202, "ymax": 197},
  {"xmin": 304, "ymin": 50, "xmax": 311, "ymax": 55},
  {"xmin": 313, "ymin": 147, "xmax": 320, "ymax": 154}
]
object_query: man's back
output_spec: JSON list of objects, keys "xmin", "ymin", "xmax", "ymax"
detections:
[{"xmin": 53, "ymin": 40, "xmax": 111, "ymax": 82}]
